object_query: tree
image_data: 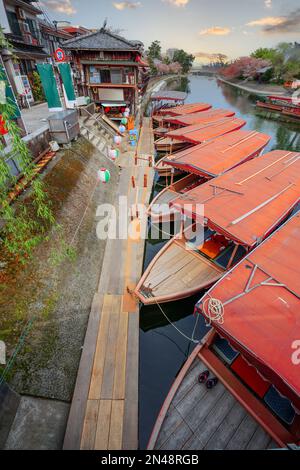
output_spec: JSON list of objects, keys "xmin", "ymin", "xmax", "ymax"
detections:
[
  {"xmin": 220, "ymin": 57, "xmax": 271, "ymax": 80},
  {"xmin": 173, "ymin": 49, "xmax": 195, "ymax": 74},
  {"xmin": 147, "ymin": 40, "xmax": 162, "ymax": 61}
]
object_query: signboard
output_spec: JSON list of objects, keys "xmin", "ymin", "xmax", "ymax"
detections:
[
  {"xmin": 21, "ymin": 75, "xmax": 34, "ymax": 103},
  {"xmin": 54, "ymin": 48, "xmax": 66, "ymax": 62}
]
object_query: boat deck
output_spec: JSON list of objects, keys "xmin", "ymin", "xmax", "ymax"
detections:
[
  {"xmin": 137, "ymin": 240, "xmax": 223, "ymax": 304},
  {"xmin": 63, "ymin": 118, "xmax": 155, "ymax": 450},
  {"xmin": 154, "ymin": 355, "xmax": 277, "ymax": 450}
]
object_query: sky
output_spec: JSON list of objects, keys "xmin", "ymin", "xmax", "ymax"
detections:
[{"xmin": 40, "ymin": 0, "xmax": 300, "ymax": 63}]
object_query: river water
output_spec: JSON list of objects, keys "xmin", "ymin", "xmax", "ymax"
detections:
[{"xmin": 139, "ymin": 75, "xmax": 300, "ymax": 449}]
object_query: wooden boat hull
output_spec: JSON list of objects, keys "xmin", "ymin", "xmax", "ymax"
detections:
[
  {"xmin": 134, "ymin": 235, "xmax": 224, "ymax": 305},
  {"xmin": 147, "ymin": 174, "xmax": 202, "ymax": 223},
  {"xmin": 155, "ymin": 137, "xmax": 188, "ymax": 153},
  {"xmin": 154, "ymin": 156, "xmax": 183, "ymax": 176},
  {"xmin": 147, "ymin": 331, "xmax": 280, "ymax": 450}
]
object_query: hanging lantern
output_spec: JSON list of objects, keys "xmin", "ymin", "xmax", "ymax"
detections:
[
  {"xmin": 119, "ymin": 124, "xmax": 126, "ymax": 133},
  {"xmin": 123, "ymin": 111, "xmax": 130, "ymax": 118},
  {"xmin": 97, "ymin": 168, "xmax": 111, "ymax": 184},
  {"xmin": 125, "ymin": 107, "xmax": 130, "ymax": 113},
  {"xmin": 108, "ymin": 148, "xmax": 118, "ymax": 161},
  {"xmin": 114, "ymin": 135, "xmax": 122, "ymax": 145},
  {"xmin": 121, "ymin": 117, "xmax": 128, "ymax": 125}
]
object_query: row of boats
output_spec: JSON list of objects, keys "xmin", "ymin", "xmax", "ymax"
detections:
[{"xmin": 136, "ymin": 99, "xmax": 300, "ymax": 449}]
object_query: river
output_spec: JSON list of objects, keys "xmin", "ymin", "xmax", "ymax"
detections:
[{"xmin": 139, "ymin": 74, "xmax": 300, "ymax": 449}]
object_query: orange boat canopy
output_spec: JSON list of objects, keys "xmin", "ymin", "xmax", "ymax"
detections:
[
  {"xmin": 166, "ymin": 118, "xmax": 246, "ymax": 144},
  {"xmin": 159, "ymin": 102, "xmax": 212, "ymax": 116},
  {"xmin": 171, "ymin": 150, "xmax": 300, "ymax": 247},
  {"xmin": 196, "ymin": 213, "xmax": 300, "ymax": 410},
  {"xmin": 165, "ymin": 108, "xmax": 235, "ymax": 126},
  {"xmin": 162, "ymin": 130, "xmax": 270, "ymax": 177}
]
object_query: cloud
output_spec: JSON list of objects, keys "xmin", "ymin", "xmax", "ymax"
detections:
[
  {"xmin": 163, "ymin": 0, "xmax": 190, "ymax": 7},
  {"xmin": 113, "ymin": 1, "xmax": 141, "ymax": 9},
  {"xmin": 264, "ymin": 0, "xmax": 272, "ymax": 8},
  {"xmin": 199, "ymin": 26, "xmax": 231, "ymax": 36},
  {"xmin": 42, "ymin": 0, "xmax": 76, "ymax": 15},
  {"xmin": 195, "ymin": 51, "xmax": 228, "ymax": 61},
  {"xmin": 263, "ymin": 9, "xmax": 300, "ymax": 33},
  {"xmin": 247, "ymin": 16, "xmax": 284, "ymax": 27}
]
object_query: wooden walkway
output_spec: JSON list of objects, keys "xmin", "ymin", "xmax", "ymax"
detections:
[{"xmin": 63, "ymin": 118, "xmax": 155, "ymax": 450}]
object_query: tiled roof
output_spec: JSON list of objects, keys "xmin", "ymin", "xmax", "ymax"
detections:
[{"xmin": 63, "ymin": 28, "xmax": 142, "ymax": 51}]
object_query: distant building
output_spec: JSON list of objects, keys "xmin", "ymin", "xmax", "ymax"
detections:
[
  {"xmin": 56, "ymin": 21, "xmax": 91, "ymax": 38},
  {"xmin": 39, "ymin": 20, "xmax": 72, "ymax": 57},
  {"xmin": 166, "ymin": 48, "xmax": 178, "ymax": 61},
  {"xmin": 63, "ymin": 27, "xmax": 145, "ymax": 117},
  {"xmin": 3, "ymin": 0, "xmax": 48, "ymax": 78}
]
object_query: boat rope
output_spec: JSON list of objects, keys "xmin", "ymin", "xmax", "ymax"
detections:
[
  {"xmin": 153, "ymin": 299, "xmax": 201, "ymax": 344},
  {"xmin": 202, "ymin": 297, "xmax": 225, "ymax": 325},
  {"xmin": 148, "ymin": 220, "xmax": 174, "ymax": 238}
]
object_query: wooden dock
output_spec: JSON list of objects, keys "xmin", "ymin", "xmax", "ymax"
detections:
[{"xmin": 63, "ymin": 118, "xmax": 155, "ymax": 450}]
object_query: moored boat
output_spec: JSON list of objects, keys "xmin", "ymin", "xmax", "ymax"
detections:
[
  {"xmin": 135, "ymin": 150, "xmax": 300, "ymax": 305},
  {"xmin": 165, "ymin": 108, "xmax": 235, "ymax": 127},
  {"xmin": 159, "ymin": 102, "xmax": 212, "ymax": 116},
  {"xmin": 256, "ymin": 95, "xmax": 300, "ymax": 119},
  {"xmin": 148, "ymin": 214, "xmax": 300, "ymax": 451},
  {"xmin": 149, "ymin": 130, "xmax": 271, "ymax": 221},
  {"xmin": 154, "ymin": 117, "xmax": 246, "ymax": 156}
]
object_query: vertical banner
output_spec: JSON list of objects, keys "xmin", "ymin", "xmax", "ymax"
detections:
[
  {"xmin": 0, "ymin": 56, "xmax": 21, "ymax": 119},
  {"xmin": 37, "ymin": 63, "xmax": 62, "ymax": 112},
  {"xmin": 58, "ymin": 63, "xmax": 76, "ymax": 109}
]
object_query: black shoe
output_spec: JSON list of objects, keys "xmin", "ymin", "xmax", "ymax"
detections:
[
  {"xmin": 198, "ymin": 370, "xmax": 210, "ymax": 384},
  {"xmin": 206, "ymin": 377, "xmax": 219, "ymax": 389}
]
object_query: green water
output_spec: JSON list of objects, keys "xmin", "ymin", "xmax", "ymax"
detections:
[{"xmin": 139, "ymin": 75, "xmax": 300, "ymax": 449}]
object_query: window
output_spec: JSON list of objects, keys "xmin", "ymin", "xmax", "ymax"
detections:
[
  {"xmin": 26, "ymin": 19, "xmax": 38, "ymax": 39},
  {"xmin": 100, "ymin": 69, "xmax": 111, "ymax": 83},
  {"xmin": 111, "ymin": 69, "xmax": 123, "ymax": 84},
  {"xmin": 6, "ymin": 11, "xmax": 22, "ymax": 37}
]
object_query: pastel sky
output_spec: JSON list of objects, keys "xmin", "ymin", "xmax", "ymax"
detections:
[{"xmin": 41, "ymin": 0, "xmax": 300, "ymax": 62}]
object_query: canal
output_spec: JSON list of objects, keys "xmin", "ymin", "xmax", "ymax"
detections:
[{"xmin": 139, "ymin": 74, "xmax": 300, "ymax": 449}]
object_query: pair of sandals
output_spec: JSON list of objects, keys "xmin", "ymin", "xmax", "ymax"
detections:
[{"xmin": 198, "ymin": 370, "xmax": 218, "ymax": 389}]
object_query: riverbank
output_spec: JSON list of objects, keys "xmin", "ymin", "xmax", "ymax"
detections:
[{"xmin": 217, "ymin": 76, "xmax": 288, "ymax": 98}]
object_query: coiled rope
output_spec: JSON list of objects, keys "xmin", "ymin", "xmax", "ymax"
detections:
[{"xmin": 201, "ymin": 297, "xmax": 225, "ymax": 325}]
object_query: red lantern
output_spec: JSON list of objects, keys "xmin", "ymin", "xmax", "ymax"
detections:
[{"xmin": 0, "ymin": 115, "xmax": 8, "ymax": 136}]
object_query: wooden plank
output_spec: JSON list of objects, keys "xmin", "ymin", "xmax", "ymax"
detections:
[
  {"xmin": 204, "ymin": 401, "xmax": 247, "ymax": 450},
  {"xmin": 113, "ymin": 311, "xmax": 129, "ymax": 400},
  {"xmin": 226, "ymin": 414, "xmax": 259, "ymax": 450},
  {"xmin": 80, "ymin": 400, "xmax": 99, "ymax": 450},
  {"xmin": 101, "ymin": 296, "xmax": 122, "ymax": 399},
  {"xmin": 94, "ymin": 400, "xmax": 112, "ymax": 450},
  {"xmin": 122, "ymin": 312, "xmax": 139, "ymax": 450},
  {"xmin": 246, "ymin": 425, "xmax": 273, "ymax": 450},
  {"xmin": 88, "ymin": 295, "xmax": 112, "ymax": 400},
  {"xmin": 108, "ymin": 400, "xmax": 125, "ymax": 450},
  {"xmin": 63, "ymin": 293, "xmax": 104, "ymax": 450}
]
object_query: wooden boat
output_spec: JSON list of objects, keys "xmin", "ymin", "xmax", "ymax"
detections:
[
  {"xmin": 155, "ymin": 117, "xmax": 247, "ymax": 169},
  {"xmin": 147, "ymin": 174, "xmax": 203, "ymax": 223},
  {"xmin": 256, "ymin": 95, "xmax": 300, "ymax": 119},
  {"xmin": 149, "ymin": 130, "xmax": 270, "ymax": 221},
  {"xmin": 148, "ymin": 215, "xmax": 300, "ymax": 450},
  {"xmin": 165, "ymin": 108, "xmax": 235, "ymax": 127},
  {"xmin": 153, "ymin": 126, "xmax": 170, "ymax": 138},
  {"xmin": 159, "ymin": 102, "xmax": 212, "ymax": 116},
  {"xmin": 135, "ymin": 150, "xmax": 300, "ymax": 305},
  {"xmin": 151, "ymin": 90, "xmax": 187, "ymax": 116},
  {"xmin": 166, "ymin": 117, "xmax": 246, "ymax": 145},
  {"xmin": 155, "ymin": 136, "xmax": 190, "ymax": 153}
]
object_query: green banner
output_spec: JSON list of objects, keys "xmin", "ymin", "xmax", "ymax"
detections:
[
  {"xmin": 0, "ymin": 58, "xmax": 21, "ymax": 119},
  {"xmin": 58, "ymin": 63, "xmax": 76, "ymax": 101},
  {"xmin": 37, "ymin": 64, "xmax": 62, "ymax": 111}
]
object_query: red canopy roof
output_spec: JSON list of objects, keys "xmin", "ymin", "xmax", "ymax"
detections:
[
  {"xmin": 165, "ymin": 108, "xmax": 235, "ymax": 126},
  {"xmin": 196, "ymin": 213, "xmax": 300, "ymax": 410},
  {"xmin": 159, "ymin": 102, "xmax": 211, "ymax": 116},
  {"xmin": 163, "ymin": 130, "xmax": 270, "ymax": 177},
  {"xmin": 171, "ymin": 150, "xmax": 300, "ymax": 247},
  {"xmin": 166, "ymin": 117, "xmax": 246, "ymax": 144}
]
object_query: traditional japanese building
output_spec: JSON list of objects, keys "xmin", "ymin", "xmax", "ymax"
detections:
[{"xmin": 63, "ymin": 27, "xmax": 145, "ymax": 118}]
